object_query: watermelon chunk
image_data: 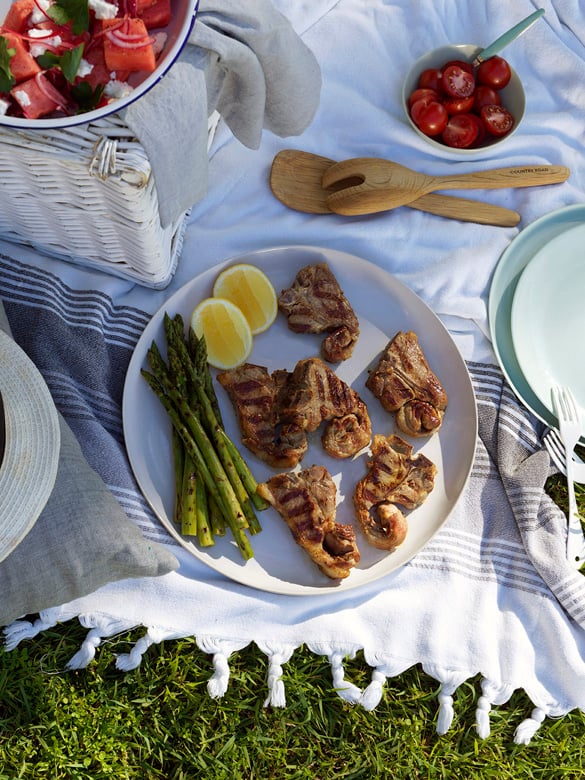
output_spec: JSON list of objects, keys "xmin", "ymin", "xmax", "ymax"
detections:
[
  {"xmin": 1, "ymin": 32, "xmax": 40, "ymax": 83},
  {"xmin": 139, "ymin": 0, "xmax": 171, "ymax": 30},
  {"xmin": 10, "ymin": 74, "xmax": 61, "ymax": 118},
  {"xmin": 102, "ymin": 18, "xmax": 156, "ymax": 73},
  {"xmin": 2, "ymin": 0, "xmax": 34, "ymax": 33},
  {"xmin": 80, "ymin": 41, "xmax": 130, "ymax": 89}
]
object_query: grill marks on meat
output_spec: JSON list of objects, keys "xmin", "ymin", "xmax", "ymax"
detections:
[
  {"xmin": 354, "ymin": 434, "xmax": 437, "ymax": 551},
  {"xmin": 278, "ymin": 263, "xmax": 359, "ymax": 362},
  {"xmin": 366, "ymin": 331, "xmax": 448, "ymax": 437},
  {"xmin": 280, "ymin": 358, "xmax": 371, "ymax": 459},
  {"xmin": 217, "ymin": 358, "xmax": 371, "ymax": 468},
  {"xmin": 216, "ymin": 363, "xmax": 307, "ymax": 469},
  {"xmin": 257, "ymin": 465, "xmax": 360, "ymax": 579}
]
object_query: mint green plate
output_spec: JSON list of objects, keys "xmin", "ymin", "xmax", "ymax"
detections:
[{"xmin": 489, "ymin": 204, "xmax": 585, "ymax": 481}]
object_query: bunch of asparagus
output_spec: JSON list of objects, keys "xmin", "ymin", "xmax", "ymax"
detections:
[{"xmin": 141, "ymin": 312, "xmax": 268, "ymax": 560}]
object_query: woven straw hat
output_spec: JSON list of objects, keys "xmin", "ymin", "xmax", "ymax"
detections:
[{"xmin": 0, "ymin": 328, "xmax": 60, "ymax": 563}]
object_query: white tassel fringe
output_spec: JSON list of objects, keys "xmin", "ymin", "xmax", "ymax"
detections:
[
  {"xmin": 514, "ymin": 707, "xmax": 546, "ymax": 745},
  {"xmin": 255, "ymin": 641, "xmax": 296, "ymax": 708},
  {"xmin": 3, "ymin": 615, "xmax": 58, "ymax": 651}
]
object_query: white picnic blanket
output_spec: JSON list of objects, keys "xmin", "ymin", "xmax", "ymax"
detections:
[{"xmin": 3, "ymin": 0, "xmax": 585, "ymax": 744}]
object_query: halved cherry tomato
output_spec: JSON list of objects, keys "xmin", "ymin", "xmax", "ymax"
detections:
[
  {"xmin": 412, "ymin": 100, "xmax": 448, "ymax": 136},
  {"xmin": 441, "ymin": 113, "xmax": 479, "ymax": 148},
  {"xmin": 418, "ymin": 67, "xmax": 443, "ymax": 93},
  {"xmin": 443, "ymin": 94, "xmax": 475, "ymax": 115},
  {"xmin": 443, "ymin": 59, "xmax": 474, "ymax": 75},
  {"xmin": 473, "ymin": 85, "xmax": 501, "ymax": 112},
  {"xmin": 407, "ymin": 87, "xmax": 439, "ymax": 110},
  {"xmin": 480, "ymin": 104, "xmax": 514, "ymax": 136},
  {"xmin": 442, "ymin": 64, "xmax": 475, "ymax": 98},
  {"xmin": 477, "ymin": 56, "xmax": 511, "ymax": 89}
]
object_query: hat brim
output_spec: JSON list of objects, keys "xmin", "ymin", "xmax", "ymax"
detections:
[{"xmin": 0, "ymin": 329, "xmax": 60, "ymax": 563}]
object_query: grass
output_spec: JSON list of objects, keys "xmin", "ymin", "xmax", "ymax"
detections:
[{"xmin": 0, "ymin": 473, "xmax": 584, "ymax": 779}]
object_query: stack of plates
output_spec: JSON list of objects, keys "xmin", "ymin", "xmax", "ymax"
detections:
[{"xmin": 489, "ymin": 205, "xmax": 585, "ymax": 460}]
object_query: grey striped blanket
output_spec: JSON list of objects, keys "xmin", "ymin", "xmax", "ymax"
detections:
[{"xmin": 2, "ymin": 252, "xmax": 585, "ymax": 744}]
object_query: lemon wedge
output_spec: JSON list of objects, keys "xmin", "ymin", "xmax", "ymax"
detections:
[
  {"xmin": 212, "ymin": 263, "xmax": 278, "ymax": 335},
  {"xmin": 190, "ymin": 297, "xmax": 253, "ymax": 370}
]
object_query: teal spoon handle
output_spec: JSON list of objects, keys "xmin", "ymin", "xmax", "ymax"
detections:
[{"xmin": 474, "ymin": 9, "xmax": 545, "ymax": 64}]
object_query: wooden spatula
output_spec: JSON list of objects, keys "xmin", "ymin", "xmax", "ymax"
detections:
[
  {"xmin": 322, "ymin": 157, "xmax": 569, "ymax": 215},
  {"xmin": 269, "ymin": 150, "xmax": 521, "ymax": 226}
]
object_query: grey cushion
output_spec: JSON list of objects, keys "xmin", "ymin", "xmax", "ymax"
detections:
[{"xmin": 0, "ymin": 412, "xmax": 178, "ymax": 626}]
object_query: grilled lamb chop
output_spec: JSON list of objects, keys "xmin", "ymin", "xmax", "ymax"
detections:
[
  {"xmin": 278, "ymin": 263, "xmax": 359, "ymax": 362},
  {"xmin": 279, "ymin": 357, "xmax": 372, "ymax": 459},
  {"xmin": 216, "ymin": 363, "xmax": 307, "ymax": 469},
  {"xmin": 218, "ymin": 358, "xmax": 371, "ymax": 467},
  {"xmin": 366, "ymin": 331, "xmax": 448, "ymax": 437},
  {"xmin": 257, "ymin": 465, "xmax": 361, "ymax": 579},
  {"xmin": 354, "ymin": 434, "xmax": 437, "ymax": 551}
]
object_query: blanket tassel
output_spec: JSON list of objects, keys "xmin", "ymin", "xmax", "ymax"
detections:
[
  {"xmin": 475, "ymin": 678, "xmax": 515, "ymax": 739},
  {"xmin": 3, "ymin": 614, "xmax": 58, "ymax": 651},
  {"xmin": 197, "ymin": 637, "xmax": 250, "ymax": 700},
  {"xmin": 514, "ymin": 707, "xmax": 546, "ymax": 745},
  {"xmin": 115, "ymin": 627, "xmax": 183, "ymax": 671},
  {"xmin": 255, "ymin": 642, "xmax": 296, "ymax": 708},
  {"xmin": 360, "ymin": 668, "xmax": 386, "ymax": 711},
  {"xmin": 422, "ymin": 665, "xmax": 470, "ymax": 735},
  {"xmin": 67, "ymin": 615, "xmax": 137, "ymax": 669},
  {"xmin": 329, "ymin": 650, "xmax": 362, "ymax": 705}
]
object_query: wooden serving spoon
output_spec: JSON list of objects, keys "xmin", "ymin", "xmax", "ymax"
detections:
[
  {"xmin": 322, "ymin": 157, "xmax": 570, "ymax": 216},
  {"xmin": 270, "ymin": 149, "xmax": 521, "ymax": 226}
]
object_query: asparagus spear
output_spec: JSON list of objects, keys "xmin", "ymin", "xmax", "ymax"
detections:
[
  {"xmin": 164, "ymin": 318, "xmax": 267, "ymax": 524},
  {"xmin": 171, "ymin": 426, "xmax": 184, "ymax": 527},
  {"xmin": 141, "ymin": 368, "xmax": 254, "ymax": 560},
  {"xmin": 181, "ymin": 454, "xmax": 199, "ymax": 537},
  {"xmin": 195, "ymin": 474, "xmax": 214, "ymax": 547}
]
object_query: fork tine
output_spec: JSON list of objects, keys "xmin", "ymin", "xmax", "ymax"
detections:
[{"xmin": 564, "ymin": 386, "xmax": 580, "ymax": 421}]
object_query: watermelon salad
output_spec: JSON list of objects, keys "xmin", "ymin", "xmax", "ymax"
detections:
[{"xmin": 0, "ymin": 0, "xmax": 173, "ymax": 119}]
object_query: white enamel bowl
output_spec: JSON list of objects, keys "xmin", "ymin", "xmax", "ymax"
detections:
[{"xmin": 0, "ymin": 0, "xmax": 197, "ymax": 129}]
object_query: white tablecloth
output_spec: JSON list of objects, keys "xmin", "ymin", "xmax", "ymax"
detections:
[{"xmin": 3, "ymin": 0, "xmax": 585, "ymax": 744}]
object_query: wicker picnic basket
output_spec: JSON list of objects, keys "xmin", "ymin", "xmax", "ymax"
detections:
[{"xmin": 0, "ymin": 111, "xmax": 220, "ymax": 288}]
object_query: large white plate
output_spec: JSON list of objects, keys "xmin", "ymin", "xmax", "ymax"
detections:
[
  {"xmin": 511, "ymin": 223, "xmax": 585, "ymax": 418},
  {"xmin": 123, "ymin": 246, "xmax": 477, "ymax": 596}
]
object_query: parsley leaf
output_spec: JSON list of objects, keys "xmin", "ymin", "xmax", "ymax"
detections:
[
  {"xmin": 0, "ymin": 36, "xmax": 16, "ymax": 93},
  {"xmin": 47, "ymin": 0, "xmax": 90, "ymax": 35},
  {"xmin": 37, "ymin": 43, "xmax": 85, "ymax": 83},
  {"xmin": 71, "ymin": 81, "xmax": 104, "ymax": 113}
]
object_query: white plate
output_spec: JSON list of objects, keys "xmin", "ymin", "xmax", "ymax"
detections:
[
  {"xmin": 123, "ymin": 246, "xmax": 477, "ymax": 596},
  {"xmin": 511, "ymin": 224, "xmax": 585, "ymax": 418}
]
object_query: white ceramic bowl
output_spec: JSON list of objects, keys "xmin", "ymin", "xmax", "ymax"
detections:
[
  {"xmin": 0, "ymin": 0, "xmax": 198, "ymax": 129},
  {"xmin": 402, "ymin": 44, "xmax": 526, "ymax": 155}
]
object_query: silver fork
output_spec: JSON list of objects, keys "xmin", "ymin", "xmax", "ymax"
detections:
[
  {"xmin": 551, "ymin": 386, "xmax": 585, "ymax": 568},
  {"xmin": 543, "ymin": 427, "xmax": 585, "ymax": 481}
]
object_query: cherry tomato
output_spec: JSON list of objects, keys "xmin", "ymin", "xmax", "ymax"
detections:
[
  {"xmin": 407, "ymin": 87, "xmax": 439, "ymax": 109},
  {"xmin": 477, "ymin": 56, "xmax": 511, "ymax": 89},
  {"xmin": 442, "ymin": 64, "xmax": 475, "ymax": 98},
  {"xmin": 441, "ymin": 113, "xmax": 479, "ymax": 148},
  {"xmin": 466, "ymin": 113, "xmax": 486, "ymax": 147},
  {"xmin": 443, "ymin": 59, "xmax": 474, "ymax": 75},
  {"xmin": 418, "ymin": 68, "xmax": 443, "ymax": 93},
  {"xmin": 443, "ymin": 94, "xmax": 475, "ymax": 115},
  {"xmin": 412, "ymin": 100, "xmax": 448, "ymax": 136},
  {"xmin": 473, "ymin": 85, "xmax": 501, "ymax": 112},
  {"xmin": 480, "ymin": 104, "xmax": 514, "ymax": 136}
]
